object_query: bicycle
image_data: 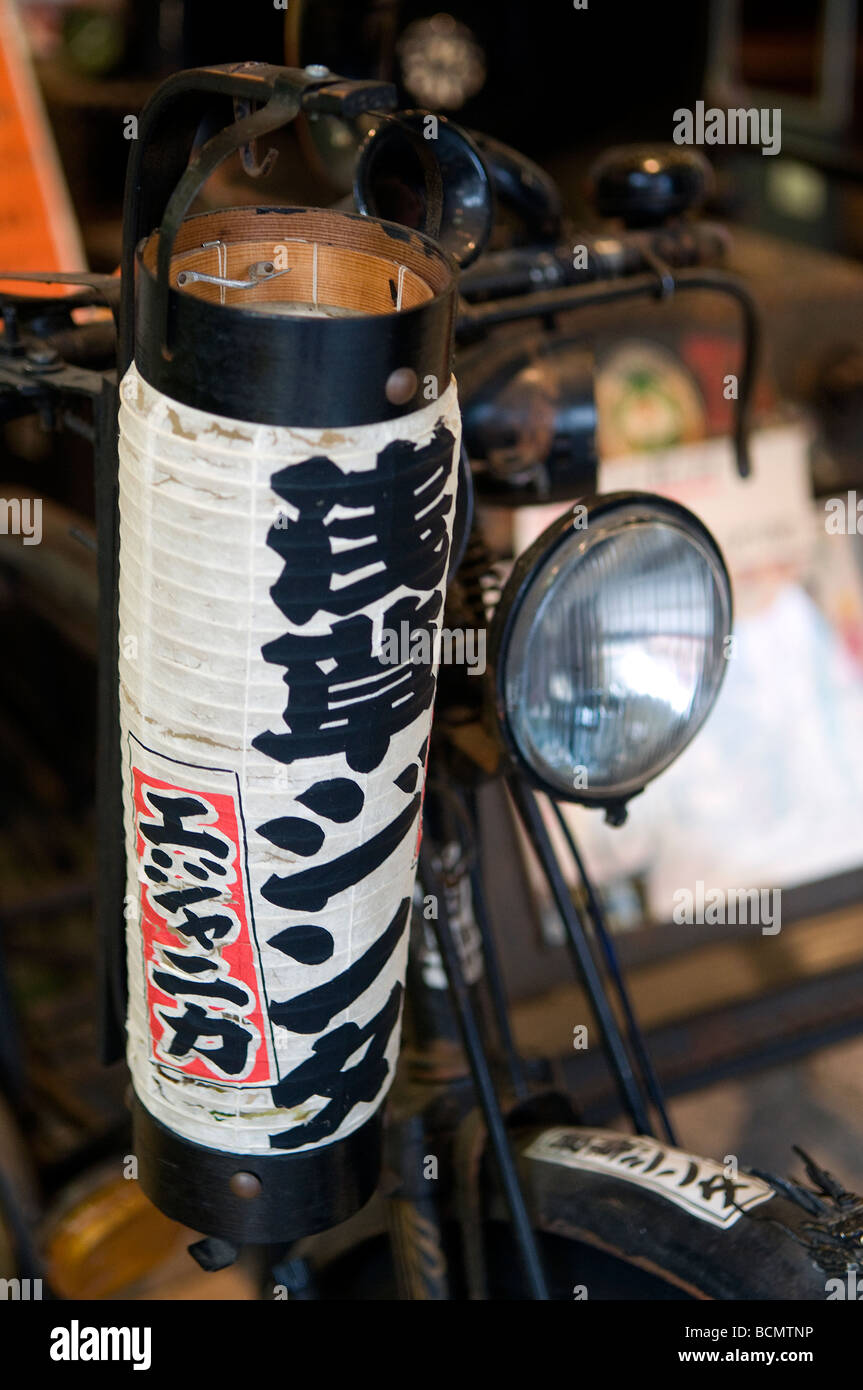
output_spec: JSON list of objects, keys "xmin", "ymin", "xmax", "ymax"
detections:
[{"xmin": 0, "ymin": 60, "xmax": 860, "ymax": 1302}]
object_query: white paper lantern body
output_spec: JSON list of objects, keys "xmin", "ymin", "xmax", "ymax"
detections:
[{"xmin": 119, "ymin": 365, "xmax": 461, "ymax": 1163}]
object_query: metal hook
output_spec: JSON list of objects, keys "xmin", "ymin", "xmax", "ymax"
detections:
[
  {"xmin": 176, "ymin": 261, "xmax": 292, "ymax": 291},
  {"xmin": 232, "ymin": 97, "xmax": 279, "ymax": 178}
]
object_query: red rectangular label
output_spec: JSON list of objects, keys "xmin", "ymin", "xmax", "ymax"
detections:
[{"xmin": 133, "ymin": 767, "xmax": 275, "ymax": 1085}]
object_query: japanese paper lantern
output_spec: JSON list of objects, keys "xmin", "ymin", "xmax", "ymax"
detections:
[{"xmin": 119, "ymin": 207, "xmax": 460, "ymax": 1240}]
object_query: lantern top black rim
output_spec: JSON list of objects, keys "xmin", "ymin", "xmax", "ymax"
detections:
[{"xmin": 134, "ymin": 205, "xmax": 459, "ymax": 429}]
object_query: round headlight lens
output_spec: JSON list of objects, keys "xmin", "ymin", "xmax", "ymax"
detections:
[{"xmin": 495, "ymin": 495, "xmax": 732, "ymax": 803}]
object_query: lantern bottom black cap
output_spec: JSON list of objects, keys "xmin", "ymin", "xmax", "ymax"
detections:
[{"xmin": 132, "ymin": 1093, "xmax": 382, "ymax": 1243}]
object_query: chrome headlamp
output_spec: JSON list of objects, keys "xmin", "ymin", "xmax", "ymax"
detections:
[{"xmin": 490, "ymin": 493, "xmax": 732, "ymax": 815}]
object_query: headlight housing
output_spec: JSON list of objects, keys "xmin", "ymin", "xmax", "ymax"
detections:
[{"xmin": 490, "ymin": 492, "xmax": 732, "ymax": 812}]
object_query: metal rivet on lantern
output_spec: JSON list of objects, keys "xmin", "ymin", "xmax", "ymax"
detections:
[
  {"xmin": 229, "ymin": 1170, "xmax": 262, "ymax": 1200},
  {"xmin": 385, "ymin": 367, "xmax": 417, "ymax": 405}
]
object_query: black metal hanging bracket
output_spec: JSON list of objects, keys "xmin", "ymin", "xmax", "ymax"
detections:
[{"xmin": 119, "ymin": 61, "xmax": 397, "ymax": 371}]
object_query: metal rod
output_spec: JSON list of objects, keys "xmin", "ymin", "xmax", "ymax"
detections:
[
  {"xmin": 440, "ymin": 785, "xmax": 529, "ymax": 1098},
  {"xmin": 421, "ymin": 844, "xmax": 550, "ymax": 1300},
  {"xmin": 176, "ymin": 263, "xmax": 291, "ymax": 290},
  {"xmin": 93, "ymin": 375, "xmax": 127, "ymax": 1062},
  {"xmin": 507, "ymin": 777, "xmax": 655, "ymax": 1136},
  {"xmin": 458, "ymin": 269, "xmax": 758, "ymax": 479},
  {"xmin": 549, "ymin": 797, "xmax": 677, "ymax": 1145},
  {"xmin": 467, "ymin": 847, "xmax": 530, "ymax": 1100}
]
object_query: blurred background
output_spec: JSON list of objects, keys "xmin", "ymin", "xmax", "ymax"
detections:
[{"xmin": 1, "ymin": 0, "xmax": 863, "ymax": 1298}]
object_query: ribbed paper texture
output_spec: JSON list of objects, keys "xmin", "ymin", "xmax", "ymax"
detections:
[{"xmin": 118, "ymin": 365, "xmax": 461, "ymax": 1154}]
